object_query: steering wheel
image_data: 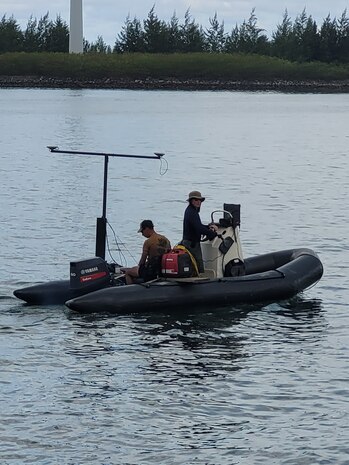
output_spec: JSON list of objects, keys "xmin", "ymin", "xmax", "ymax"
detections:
[{"xmin": 200, "ymin": 210, "xmax": 233, "ymax": 242}]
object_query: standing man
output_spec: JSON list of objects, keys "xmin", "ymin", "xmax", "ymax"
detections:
[
  {"xmin": 121, "ymin": 220, "xmax": 171, "ymax": 284},
  {"xmin": 182, "ymin": 190, "xmax": 218, "ymax": 274}
]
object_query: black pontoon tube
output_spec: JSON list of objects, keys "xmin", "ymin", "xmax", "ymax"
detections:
[{"xmin": 65, "ymin": 248, "xmax": 323, "ymax": 314}]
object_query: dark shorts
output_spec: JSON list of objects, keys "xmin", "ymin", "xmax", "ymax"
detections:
[
  {"xmin": 138, "ymin": 264, "xmax": 155, "ymax": 282},
  {"xmin": 139, "ymin": 257, "xmax": 160, "ymax": 282}
]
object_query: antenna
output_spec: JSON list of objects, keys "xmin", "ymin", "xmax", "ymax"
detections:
[{"xmin": 69, "ymin": 0, "xmax": 83, "ymax": 53}]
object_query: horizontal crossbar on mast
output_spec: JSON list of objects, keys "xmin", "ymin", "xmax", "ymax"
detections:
[{"xmin": 47, "ymin": 146, "xmax": 164, "ymax": 160}]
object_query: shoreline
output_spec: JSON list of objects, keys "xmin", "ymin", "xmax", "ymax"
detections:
[{"xmin": 1, "ymin": 75, "xmax": 349, "ymax": 92}]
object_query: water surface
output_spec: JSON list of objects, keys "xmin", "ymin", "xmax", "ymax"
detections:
[{"xmin": 0, "ymin": 89, "xmax": 348, "ymax": 464}]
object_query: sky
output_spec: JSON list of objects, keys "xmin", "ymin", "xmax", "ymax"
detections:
[{"xmin": 2, "ymin": 0, "xmax": 349, "ymax": 46}]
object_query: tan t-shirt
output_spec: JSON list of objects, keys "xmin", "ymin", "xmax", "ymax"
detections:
[{"xmin": 143, "ymin": 233, "xmax": 171, "ymax": 262}]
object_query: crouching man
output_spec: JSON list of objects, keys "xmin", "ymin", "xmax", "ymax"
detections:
[{"xmin": 121, "ymin": 220, "xmax": 171, "ymax": 284}]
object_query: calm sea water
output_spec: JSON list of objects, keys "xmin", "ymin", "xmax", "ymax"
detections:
[{"xmin": 0, "ymin": 88, "xmax": 348, "ymax": 464}]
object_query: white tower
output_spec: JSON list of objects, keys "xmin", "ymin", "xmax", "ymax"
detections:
[{"xmin": 69, "ymin": 0, "xmax": 83, "ymax": 53}]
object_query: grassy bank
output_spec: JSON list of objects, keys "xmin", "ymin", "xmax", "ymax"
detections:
[{"xmin": 1, "ymin": 52, "xmax": 349, "ymax": 90}]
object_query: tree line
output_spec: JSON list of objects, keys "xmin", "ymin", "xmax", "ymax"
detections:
[{"xmin": 1, "ymin": 7, "xmax": 349, "ymax": 63}]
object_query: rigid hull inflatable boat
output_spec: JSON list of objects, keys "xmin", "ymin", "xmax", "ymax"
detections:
[
  {"xmin": 65, "ymin": 207, "xmax": 324, "ymax": 314},
  {"xmin": 65, "ymin": 249, "xmax": 323, "ymax": 314},
  {"xmin": 13, "ymin": 147, "xmax": 323, "ymax": 310}
]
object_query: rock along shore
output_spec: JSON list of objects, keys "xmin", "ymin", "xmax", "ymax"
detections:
[{"xmin": 1, "ymin": 75, "xmax": 349, "ymax": 92}]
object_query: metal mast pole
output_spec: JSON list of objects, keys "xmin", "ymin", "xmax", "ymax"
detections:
[{"xmin": 47, "ymin": 147, "xmax": 164, "ymax": 260}]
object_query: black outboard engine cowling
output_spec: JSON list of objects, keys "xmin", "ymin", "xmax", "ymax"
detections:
[{"xmin": 70, "ymin": 257, "xmax": 111, "ymax": 290}]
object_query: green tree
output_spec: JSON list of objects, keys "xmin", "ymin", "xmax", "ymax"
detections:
[
  {"xmin": 292, "ymin": 9, "xmax": 319, "ymax": 61},
  {"xmin": 21, "ymin": 12, "xmax": 68, "ymax": 52},
  {"xmin": 244, "ymin": 8, "xmax": 268, "ymax": 54},
  {"xmin": 45, "ymin": 15, "xmax": 69, "ymax": 52},
  {"xmin": 318, "ymin": 14, "xmax": 338, "ymax": 62},
  {"xmin": 143, "ymin": 5, "xmax": 169, "ymax": 52},
  {"xmin": 167, "ymin": 12, "xmax": 182, "ymax": 52},
  {"xmin": 224, "ymin": 24, "xmax": 240, "ymax": 52},
  {"xmin": 272, "ymin": 9, "xmax": 294, "ymax": 59},
  {"xmin": 337, "ymin": 9, "xmax": 349, "ymax": 62},
  {"xmin": 36, "ymin": 12, "xmax": 51, "ymax": 51},
  {"xmin": 22, "ymin": 16, "xmax": 41, "ymax": 52},
  {"xmin": 205, "ymin": 12, "xmax": 226, "ymax": 52},
  {"xmin": 179, "ymin": 9, "xmax": 205, "ymax": 52},
  {"xmin": 0, "ymin": 14, "xmax": 22, "ymax": 52},
  {"xmin": 114, "ymin": 15, "xmax": 145, "ymax": 52},
  {"xmin": 225, "ymin": 9, "xmax": 269, "ymax": 54},
  {"xmin": 87, "ymin": 35, "xmax": 111, "ymax": 53},
  {"xmin": 302, "ymin": 16, "xmax": 319, "ymax": 61}
]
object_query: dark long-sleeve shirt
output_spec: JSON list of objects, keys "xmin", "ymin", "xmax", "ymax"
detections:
[{"xmin": 182, "ymin": 204, "xmax": 216, "ymax": 244}]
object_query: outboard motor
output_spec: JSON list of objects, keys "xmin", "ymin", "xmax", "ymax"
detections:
[
  {"xmin": 201, "ymin": 204, "xmax": 245, "ymax": 278},
  {"xmin": 70, "ymin": 257, "xmax": 111, "ymax": 291}
]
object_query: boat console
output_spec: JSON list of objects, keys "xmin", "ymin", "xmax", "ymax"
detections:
[{"xmin": 201, "ymin": 204, "xmax": 245, "ymax": 278}]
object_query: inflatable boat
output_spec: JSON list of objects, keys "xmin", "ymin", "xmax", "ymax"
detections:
[
  {"xmin": 14, "ymin": 202, "xmax": 323, "ymax": 311},
  {"xmin": 65, "ymin": 248, "xmax": 323, "ymax": 314},
  {"xmin": 13, "ymin": 147, "xmax": 323, "ymax": 310},
  {"xmin": 64, "ymin": 206, "xmax": 323, "ymax": 314}
]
